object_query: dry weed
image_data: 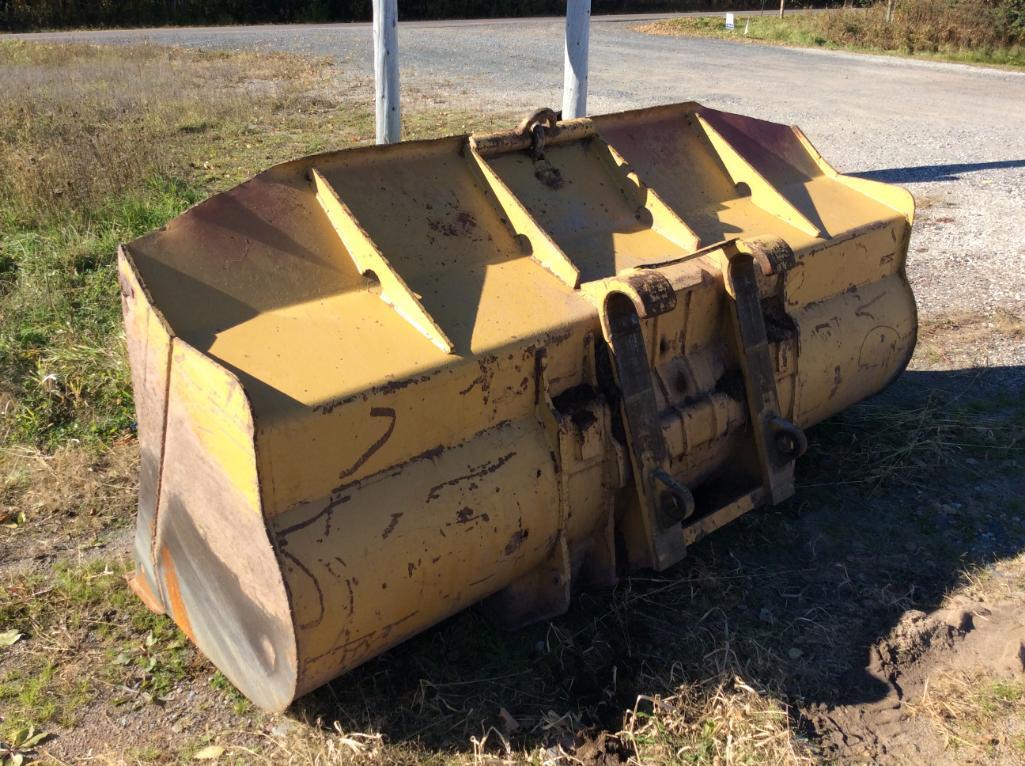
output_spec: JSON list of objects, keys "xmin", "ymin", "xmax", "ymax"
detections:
[
  {"xmin": 800, "ymin": 385, "xmax": 1023, "ymax": 492},
  {"xmin": 910, "ymin": 667, "xmax": 1025, "ymax": 756},
  {"xmin": 0, "ymin": 441, "xmax": 137, "ymax": 573},
  {"xmin": 642, "ymin": 2, "xmax": 1025, "ymax": 67},
  {"xmin": 0, "ymin": 41, "xmax": 332, "ymax": 224},
  {"xmin": 620, "ymin": 673, "xmax": 814, "ymax": 766},
  {"xmin": 956, "ymin": 553, "xmax": 1025, "ymax": 605}
]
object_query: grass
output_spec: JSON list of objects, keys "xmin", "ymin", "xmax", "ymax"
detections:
[
  {"xmin": 912, "ymin": 669, "xmax": 1025, "ymax": 755},
  {"xmin": 0, "ymin": 42, "xmax": 327, "ymax": 450},
  {"xmin": 0, "ymin": 558, "xmax": 193, "ymax": 735},
  {"xmin": 621, "ymin": 676, "xmax": 814, "ymax": 765},
  {"xmin": 640, "ymin": 2, "xmax": 1025, "ymax": 69},
  {"xmin": 0, "ymin": 441, "xmax": 137, "ymax": 572},
  {"xmin": 0, "ymin": 40, "xmax": 504, "ymax": 452}
]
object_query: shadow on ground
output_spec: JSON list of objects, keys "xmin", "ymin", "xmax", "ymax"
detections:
[
  {"xmin": 851, "ymin": 159, "xmax": 1025, "ymax": 183},
  {"xmin": 291, "ymin": 363, "xmax": 1025, "ymax": 756}
]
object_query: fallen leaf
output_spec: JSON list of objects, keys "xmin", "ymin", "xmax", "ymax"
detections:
[
  {"xmin": 20, "ymin": 729, "xmax": 48, "ymax": 749},
  {"xmin": 193, "ymin": 745, "xmax": 224, "ymax": 760},
  {"xmin": 0, "ymin": 630, "xmax": 24, "ymax": 647}
]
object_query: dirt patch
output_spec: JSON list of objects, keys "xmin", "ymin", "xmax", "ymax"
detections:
[
  {"xmin": 0, "ymin": 440, "xmax": 136, "ymax": 579},
  {"xmin": 809, "ymin": 599, "xmax": 1025, "ymax": 764}
]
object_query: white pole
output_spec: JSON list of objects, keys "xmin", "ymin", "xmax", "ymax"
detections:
[
  {"xmin": 373, "ymin": 0, "xmax": 400, "ymax": 144},
  {"xmin": 562, "ymin": 0, "xmax": 590, "ymax": 120}
]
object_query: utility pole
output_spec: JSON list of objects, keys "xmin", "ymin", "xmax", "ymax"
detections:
[
  {"xmin": 562, "ymin": 0, "xmax": 591, "ymax": 120},
  {"xmin": 373, "ymin": 0, "xmax": 400, "ymax": 144}
]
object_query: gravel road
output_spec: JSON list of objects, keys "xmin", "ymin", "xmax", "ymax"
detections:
[{"xmin": 9, "ymin": 17, "xmax": 1025, "ymax": 362}]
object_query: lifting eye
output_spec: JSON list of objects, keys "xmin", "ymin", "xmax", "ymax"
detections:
[{"xmin": 769, "ymin": 416, "xmax": 808, "ymax": 460}]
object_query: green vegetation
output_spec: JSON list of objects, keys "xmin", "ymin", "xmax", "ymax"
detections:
[
  {"xmin": 0, "ymin": 41, "xmax": 499, "ymax": 451},
  {"xmin": 643, "ymin": 0, "xmax": 1025, "ymax": 68},
  {"xmin": 914, "ymin": 670, "xmax": 1025, "ymax": 755},
  {"xmin": 0, "ymin": 558, "xmax": 193, "ymax": 738},
  {"xmin": 0, "ymin": 181, "xmax": 197, "ymax": 449},
  {"xmin": 0, "ymin": 43, "xmax": 330, "ymax": 449}
]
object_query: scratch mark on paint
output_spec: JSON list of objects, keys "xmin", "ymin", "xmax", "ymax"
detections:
[
  {"xmin": 425, "ymin": 452, "xmax": 517, "ymax": 502},
  {"xmin": 855, "ymin": 292, "xmax": 885, "ymax": 320},
  {"xmin": 382, "ymin": 512, "xmax": 403, "ymax": 539},
  {"xmin": 828, "ymin": 365, "xmax": 842, "ymax": 399},
  {"xmin": 283, "ymin": 550, "xmax": 324, "ymax": 630},
  {"xmin": 504, "ymin": 528, "xmax": 529, "ymax": 556}
]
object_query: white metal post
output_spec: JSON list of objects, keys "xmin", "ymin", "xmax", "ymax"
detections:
[
  {"xmin": 562, "ymin": 0, "xmax": 591, "ymax": 120},
  {"xmin": 373, "ymin": 0, "xmax": 400, "ymax": 144}
]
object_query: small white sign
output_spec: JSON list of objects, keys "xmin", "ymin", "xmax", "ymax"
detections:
[{"xmin": 725, "ymin": 12, "xmax": 736, "ymax": 29}]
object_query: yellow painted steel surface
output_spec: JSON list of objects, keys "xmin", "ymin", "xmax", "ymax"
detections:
[{"xmin": 118, "ymin": 102, "xmax": 916, "ymax": 711}]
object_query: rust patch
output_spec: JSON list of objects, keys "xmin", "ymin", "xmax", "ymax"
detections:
[
  {"xmin": 623, "ymin": 270, "xmax": 677, "ymax": 317},
  {"xmin": 533, "ymin": 159, "xmax": 565, "ymax": 190},
  {"xmin": 455, "ymin": 507, "xmax": 491, "ymax": 525},
  {"xmin": 313, "ymin": 373, "xmax": 434, "ymax": 415},
  {"xmin": 127, "ymin": 567, "xmax": 165, "ymax": 615},
  {"xmin": 160, "ymin": 547, "xmax": 195, "ymax": 643},
  {"xmin": 503, "ymin": 528, "xmax": 529, "ymax": 556},
  {"xmin": 458, "ymin": 354, "xmax": 499, "ymax": 402},
  {"xmin": 428, "ymin": 210, "xmax": 478, "ymax": 237},
  {"xmin": 544, "ymin": 327, "xmax": 574, "ymax": 346},
  {"xmin": 412, "ymin": 444, "xmax": 445, "ymax": 463},
  {"xmin": 117, "ymin": 272, "xmax": 135, "ymax": 300}
]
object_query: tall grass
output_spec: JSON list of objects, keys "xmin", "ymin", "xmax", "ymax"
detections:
[
  {"xmin": 819, "ymin": 0, "xmax": 1025, "ymax": 56},
  {"xmin": 0, "ymin": 42, "xmax": 336, "ymax": 448},
  {"xmin": 0, "ymin": 41, "xmax": 505, "ymax": 450},
  {"xmin": 643, "ymin": 0, "xmax": 1025, "ymax": 67},
  {"xmin": 0, "ymin": 42, "xmax": 329, "ymax": 225}
]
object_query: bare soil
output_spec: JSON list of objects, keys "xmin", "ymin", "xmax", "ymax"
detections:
[{"xmin": 810, "ymin": 602, "xmax": 1025, "ymax": 764}]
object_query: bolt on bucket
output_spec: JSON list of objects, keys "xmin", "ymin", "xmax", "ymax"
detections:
[{"xmin": 118, "ymin": 102, "xmax": 916, "ymax": 711}]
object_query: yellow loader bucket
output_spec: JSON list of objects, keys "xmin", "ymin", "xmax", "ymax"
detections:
[{"xmin": 118, "ymin": 102, "xmax": 916, "ymax": 711}]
